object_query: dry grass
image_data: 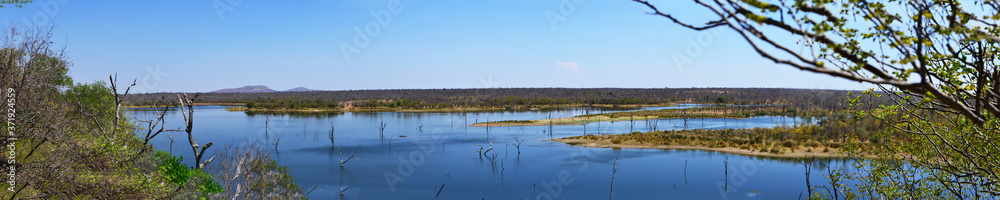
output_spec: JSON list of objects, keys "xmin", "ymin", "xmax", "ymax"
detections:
[{"xmin": 555, "ymin": 126, "xmax": 869, "ymax": 158}]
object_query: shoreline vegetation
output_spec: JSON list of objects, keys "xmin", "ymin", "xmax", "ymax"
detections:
[
  {"xmin": 123, "ymin": 102, "xmax": 243, "ymax": 108},
  {"xmin": 470, "ymin": 105, "xmax": 833, "ymax": 127},
  {"xmin": 125, "ymin": 88, "xmax": 867, "ymax": 112},
  {"xmin": 217, "ymin": 103, "xmax": 670, "ymax": 113},
  {"xmin": 456, "ymin": 103, "xmax": 881, "ymax": 158},
  {"xmin": 553, "ymin": 138, "xmax": 848, "ymax": 158},
  {"xmin": 552, "ymin": 125, "xmax": 872, "ymax": 158}
]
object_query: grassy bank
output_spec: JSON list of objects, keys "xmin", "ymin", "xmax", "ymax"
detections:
[{"xmin": 554, "ymin": 124, "xmax": 874, "ymax": 158}]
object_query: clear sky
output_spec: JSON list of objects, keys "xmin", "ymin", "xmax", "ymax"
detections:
[{"xmin": 1, "ymin": 0, "xmax": 868, "ymax": 93}]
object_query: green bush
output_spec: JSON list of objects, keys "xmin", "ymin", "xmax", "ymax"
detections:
[
  {"xmin": 152, "ymin": 151, "xmax": 190, "ymax": 185},
  {"xmin": 151, "ymin": 151, "xmax": 223, "ymax": 197},
  {"xmin": 190, "ymin": 170, "xmax": 224, "ymax": 196}
]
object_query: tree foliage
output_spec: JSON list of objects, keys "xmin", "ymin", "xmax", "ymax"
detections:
[
  {"xmin": 206, "ymin": 142, "xmax": 305, "ymax": 199},
  {"xmin": 635, "ymin": 0, "xmax": 1000, "ymax": 198},
  {"xmin": 0, "ymin": 0, "xmax": 31, "ymax": 8},
  {"xmin": 0, "ymin": 25, "xmax": 302, "ymax": 199},
  {"xmin": 151, "ymin": 150, "xmax": 224, "ymax": 198}
]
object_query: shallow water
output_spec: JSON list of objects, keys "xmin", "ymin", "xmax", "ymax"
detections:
[{"xmin": 132, "ymin": 105, "xmax": 854, "ymax": 199}]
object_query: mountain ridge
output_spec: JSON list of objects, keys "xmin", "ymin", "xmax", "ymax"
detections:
[{"xmin": 211, "ymin": 85, "xmax": 318, "ymax": 93}]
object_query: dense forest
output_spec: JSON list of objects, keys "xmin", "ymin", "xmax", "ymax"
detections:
[{"xmin": 126, "ymin": 88, "xmax": 878, "ymax": 111}]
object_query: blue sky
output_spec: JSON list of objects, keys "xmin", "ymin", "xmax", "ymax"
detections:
[{"xmin": 1, "ymin": 0, "xmax": 867, "ymax": 93}]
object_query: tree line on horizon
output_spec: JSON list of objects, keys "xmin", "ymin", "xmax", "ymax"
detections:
[{"xmin": 125, "ymin": 88, "xmax": 881, "ymax": 110}]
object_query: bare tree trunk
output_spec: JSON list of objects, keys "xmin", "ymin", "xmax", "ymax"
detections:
[
  {"xmin": 609, "ymin": 153, "xmax": 619, "ymax": 200},
  {"xmin": 177, "ymin": 93, "xmax": 214, "ymax": 169},
  {"xmin": 108, "ymin": 74, "xmax": 135, "ymax": 136}
]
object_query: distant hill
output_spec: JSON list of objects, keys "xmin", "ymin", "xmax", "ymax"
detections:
[
  {"xmin": 285, "ymin": 87, "xmax": 318, "ymax": 92},
  {"xmin": 211, "ymin": 85, "xmax": 277, "ymax": 93},
  {"xmin": 211, "ymin": 86, "xmax": 319, "ymax": 93}
]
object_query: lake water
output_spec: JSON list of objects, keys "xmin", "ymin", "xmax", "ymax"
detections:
[{"xmin": 131, "ymin": 105, "xmax": 855, "ymax": 199}]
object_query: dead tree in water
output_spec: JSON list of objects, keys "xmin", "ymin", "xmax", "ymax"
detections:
[
  {"xmin": 681, "ymin": 108, "xmax": 690, "ymax": 129},
  {"xmin": 339, "ymin": 186, "xmax": 350, "ymax": 196},
  {"xmin": 547, "ymin": 114, "xmax": 553, "ymax": 137},
  {"xmin": 629, "ymin": 115, "xmax": 634, "ymax": 133},
  {"xmin": 339, "ymin": 146, "xmax": 358, "ymax": 167},
  {"xmin": 475, "ymin": 139, "xmax": 496, "ymax": 158},
  {"xmin": 597, "ymin": 120, "xmax": 601, "ymax": 135},
  {"xmin": 177, "ymin": 93, "xmax": 214, "ymax": 169},
  {"xmin": 378, "ymin": 121, "xmax": 388, "ymax": 138},
  {"xmin": 724, "ymin": 156, "xmax": 729, "ymax": 191},
  {"xmin": 609, "ymin": 153, "xmax": 620, "ymax": 200},
  {"xmin": 512, "ymin": 137, "xmax": 524, "ymax": 156},
  {"xmin": 272, "ymin": 138, "xmax": 282, "ymax": 152},
  {"xmin": 548, "ymin": 121, "xmax": 553, "ymax": 137},
  {"xmin": 436, "ymin": 184, "xmax": 445, "ymax": 198},
  {"xmin": 801, "ymin": 156, "xmax": 814, "ymax": 198},
  {"xmin": 475, "ymin": 145, "xmax": 484, "ymax": 157}
]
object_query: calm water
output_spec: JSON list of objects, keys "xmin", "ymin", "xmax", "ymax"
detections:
[{"xmin": 131, "ymin": 105, "xmax": 855, "ymax": 199}]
